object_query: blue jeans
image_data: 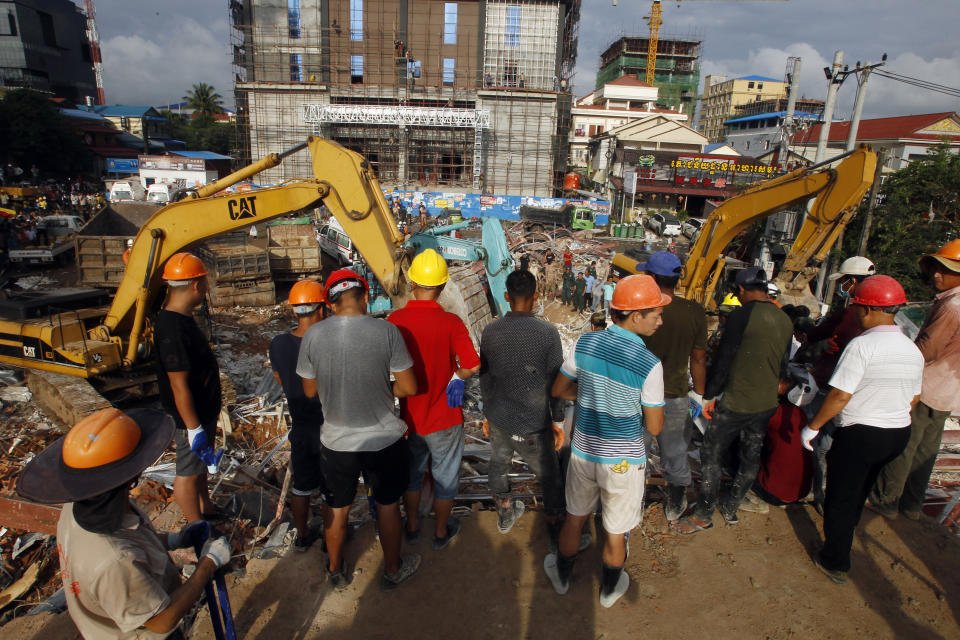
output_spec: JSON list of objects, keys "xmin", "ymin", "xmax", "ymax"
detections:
[{"xmin": 406, "ymin": 424, "xmax": 465, "ymax": 501}]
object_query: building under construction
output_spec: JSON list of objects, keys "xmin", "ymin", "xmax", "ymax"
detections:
[
  {"xmin": 230, "ymin": 0, "xmax": 580, "ymax": 196},
  {"xmin": 595, "ymin": 35, "xmax": 701, "ymax": 120}
]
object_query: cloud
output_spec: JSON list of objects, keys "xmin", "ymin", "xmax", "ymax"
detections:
[
  {"xmin": 571, "ymin": 0, "xmax": 960, "ymax": 120},
  {"xmin": 99, "ymin": 18, "xmax": 233, "ymax": 107}
]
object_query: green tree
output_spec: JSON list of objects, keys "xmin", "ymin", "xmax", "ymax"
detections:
[
  {"xmin": 158, "ymin": 110, "xmax": 234, "ymax": 156},
  {"xmin": 0, "ymin": 89, "xmax": 93, "ymax": 179},
  {"xmin": 183, "ymin": 83, "xmax": 224, "ymax": 117},
  {"xmin": 841, "ymin": 143, "xmax": 960, "ymax": 300}
]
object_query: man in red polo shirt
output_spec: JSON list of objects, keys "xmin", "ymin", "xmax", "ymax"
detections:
[{"xmin": 389, "ymin": 249, "xmax": 481, "ymax": 550}]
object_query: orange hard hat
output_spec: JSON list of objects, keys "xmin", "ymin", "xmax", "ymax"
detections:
[
  {"xmin": 610, "ymin": 274, "xmax": 672, "ymax": 311},
  {"xmin": 289, "ymin": 279, "xmax": 325, "ymax": 305},
  {"xmin": 920, "ymin": 239, "xmax": 960, "ymax": 274},
  {"xmin": 62, "ymin": 408, "xmax": 142, "ymax": 470},
  {"xmin": 162, "ymin": 252, "xmax": 208, "ymax": 280}
]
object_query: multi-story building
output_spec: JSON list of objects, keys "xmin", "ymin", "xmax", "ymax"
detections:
[
  {"xmin": 595, "ymin": 35, "xmax": 701, "ymax": 120},
  {"xmin": 568, "ymin": 74, "xmax": 686, "ymax": 168},
  {"xmin": 0, "ymin": 0, "xmax": 96, "ymax": 103},
  {"xmin": 698, "ymin": 74, "xmax": 787, "ymax": 142},
  {"xmin": 230, "ymin": 0, "xmax": 581, "ymax": 197}
]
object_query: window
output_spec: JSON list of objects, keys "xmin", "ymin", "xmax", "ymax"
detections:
[
  {"xmin": 350, "ymin": 55, "xmax": 363, "ymax": 83},
  {"xmin": 290, "ymin": 53, "xmax": 303, "ymax": 81},
  {"xmin": 747, "ymin": 81, "xmax": 755, "ymax": 89},
  {"xmin": 758, "ymin": 82, "xmax": 763, "ymax": 90},
  {"xmin": 505, "ymin": 6, "xmax": 520, "ymax": 48},
  {"xmin": 350, "ymin": 0, "xmax": 362, "ymax": 41},
  {"xmin": 36, "ymin": 10, "xmax": 56, "ymax": 46},
  {"xmin": 0, "ymin": 11, "xmax": 17, "ymax": 36},
  {"xmin": 442, "ymin": 58, "xmax": 455, "ymax": 86},
  {"xmin": 443, "ymin": 3, "xmax": 457, "ymax": 45},
  {"xmin": 288, "ymin": 0, "xmax": 301, "ymax": 38}
]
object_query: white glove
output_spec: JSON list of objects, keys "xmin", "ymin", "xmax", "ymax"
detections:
[
  {"xmin": 200, "ymin": 536, "xmax": 231, "ymax": 568},
  {"xmin": 801, "ymin": 426, "xmax": 819, "ymax": 452}
]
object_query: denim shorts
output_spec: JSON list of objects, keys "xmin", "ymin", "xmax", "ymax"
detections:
[{"xmin": 406, "ymin": 424, "xmax": 465, "ymax": 501}]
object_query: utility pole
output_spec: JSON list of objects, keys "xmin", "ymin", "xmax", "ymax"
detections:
[
  {"xmin": 857, "ymin": 147, "xmax": 887, "ymax": 255},
  {"xmin": 822, "ymin": 56, "xmax": 887, "ymax": 303},
  {"xmin": 779, "ymin": 57, "xmax": 801, "ymax": 172},
  {"xmin": 812, "ymin": 51, "xmax": 845, "ymax": 304}
]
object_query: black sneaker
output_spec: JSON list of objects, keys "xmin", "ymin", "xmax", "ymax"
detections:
[
  {"xmin": 432, "ymin": 518, "xmax": 461, "ymax": 551},
  {"xmin": 719, "ymin": 502, "xmax": 739, "ymax": 524},
  {"xmin": 326, "ymin": 562, "xmax": 352, "ymax": 591},
  {"xmin": 293, "ymin": 528, "xmax": 320, "ymax": 553}
]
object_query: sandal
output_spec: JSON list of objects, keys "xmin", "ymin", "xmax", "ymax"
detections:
[{"xmin": 673, "ymin": 516, "xmax": 714, "ymax": 535}]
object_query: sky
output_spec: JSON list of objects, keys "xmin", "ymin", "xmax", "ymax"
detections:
[{"xmin": 87, "ymin": 0, "xmax": 960, "ymax": 120}]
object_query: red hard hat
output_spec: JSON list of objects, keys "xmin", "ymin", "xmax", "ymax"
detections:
[
  {"xmin": 850, "ymin": 275, "xmax": 907, "ymax": 307},
  {"xmin": 324, "ymin": 268, "xmax": 369, "ymax": 301},
  {"xmin": 162, "ymin": 252, "xmax": 208, "ymax": 280},
  {"xmin": 610, "ymin": 274, "xmax": 672, "ymax": 311},
  {"xmin": 288, "ymin": 279, "xmax": 325, "ymax": 305}
]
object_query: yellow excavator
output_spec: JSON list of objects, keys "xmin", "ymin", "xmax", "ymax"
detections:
[
  {"xmin": 613, "ymin": 147, "xmax": 876, "ymax": 312},
  {"xmin": 0, "ymin": 137, "xmax": 493, "ymax": 384}
]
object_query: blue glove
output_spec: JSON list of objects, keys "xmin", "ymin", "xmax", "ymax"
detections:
[
  {"xmin": 187, "ymin": 426, "xmax": 224, "ymax": 474},
  {"xmin": 168, "ymin": 520, "xmax": 211, "ymax": 550},
  {"xmin": 446, "ymin": 373, "xmax": 465, "ymax": 408},
  {"xmin": 687, "ymin": 391, "xmax": 704, "ymax": 419}
]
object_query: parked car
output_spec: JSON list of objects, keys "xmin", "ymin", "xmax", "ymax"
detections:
[
  {"xmin": 682, "ymin": 217, "xmax": 705, "ymax": 240},
  {"xmin": 648, "ymin": 213, "xmax": 682, "ymax": 237}
]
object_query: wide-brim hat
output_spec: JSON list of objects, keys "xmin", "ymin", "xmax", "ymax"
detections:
[{"xmin": 16, "ymin": 409, "xmax": 174, "ymax": 504}]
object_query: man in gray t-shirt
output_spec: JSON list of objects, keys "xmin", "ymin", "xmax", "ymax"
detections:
[{"xmin": 296, "ymin": 269, "xmax": 421, "ymax": 591}]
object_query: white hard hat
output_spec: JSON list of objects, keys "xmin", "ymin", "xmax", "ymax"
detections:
[
  {"xmin": 829, "ymin": 256, "xmax": 876, "ymax": 280},
  {"xmin": 767, "ymin": 282, "xmax": 780, "ymax": 296}
]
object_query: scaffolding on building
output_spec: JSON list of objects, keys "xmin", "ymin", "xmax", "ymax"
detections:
[{"xmin": 229, "ymin": 0, "xmax": 580, "ymax": 197}]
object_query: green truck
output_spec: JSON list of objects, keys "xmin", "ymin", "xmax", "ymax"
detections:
[{"xmin": 519, "ymin": 204, "xmax": 596, "ymax": 233}]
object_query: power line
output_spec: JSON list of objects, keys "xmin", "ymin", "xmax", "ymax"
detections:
[{"xmin": 873, "ymin": 69, "xmax": 960, "ymax": 99}]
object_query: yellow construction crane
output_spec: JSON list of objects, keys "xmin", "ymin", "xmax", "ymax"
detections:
[{"xmin": 611, "ymin": 1, "xmax": 788, "ymax": 86}]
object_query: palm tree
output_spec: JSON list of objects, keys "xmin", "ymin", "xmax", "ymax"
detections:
[{"xmin": 183, "ymin": 83, "xmax": 224, "ymax": 118}]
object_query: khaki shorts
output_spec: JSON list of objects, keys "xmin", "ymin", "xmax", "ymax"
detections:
[{"xmin": 565, "ymin": 454, "xmax": 646, "ymax": 535}]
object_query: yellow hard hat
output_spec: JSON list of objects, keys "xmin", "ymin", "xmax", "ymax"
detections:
[
  {"xmin": 721, "ymin": 293, "xmax": 741, "ymax": 307},
  {"xmin": 409, "ymin": 248, "xmax": 449, "ymax": 287}
]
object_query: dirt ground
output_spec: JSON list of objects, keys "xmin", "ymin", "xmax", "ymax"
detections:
[{"xmin": 5, "ymin": 496, "xmax": 959, "ymax": 640}]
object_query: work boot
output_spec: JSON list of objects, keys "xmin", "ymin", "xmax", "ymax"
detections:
[{"xmin": 664, "ymin": 484, "xmax": 688, "ymax": 521}]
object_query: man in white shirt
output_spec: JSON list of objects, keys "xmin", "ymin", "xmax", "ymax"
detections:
[{"xmin": 801, "ymin": 275, "xmax": 923, "ymax": 585}]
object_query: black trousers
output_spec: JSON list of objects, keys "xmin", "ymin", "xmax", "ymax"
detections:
[{"xmin": 819, "ymin": 423, "xmax": 911, "ymax": 573}]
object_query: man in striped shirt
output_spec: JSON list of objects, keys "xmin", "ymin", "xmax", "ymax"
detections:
[{"xmin": 545, "ymin": 275, "xmax": 668, "ymax": 608}]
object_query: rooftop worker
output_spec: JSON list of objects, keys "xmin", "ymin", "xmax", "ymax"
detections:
[
  {"xmin": 16, "ymin": 408, "xmax": 232, "ymax": 640},
  {"xmin": 869, "ymin": 241, "xmax": 960, "ymax": 521},
  {"xmin": 155, "ymin": 252, "xmax": 224, "ymax": 523},
  {"xmin": 639, "ymin": 252, "xmax": 707, "ymax": 522},
  {"xmin": 677, "ymin": 267, "xmax": 793, "ymax": 533},
  {"xmin": 270, "ymin": 279, "xmax": 328, "ymax": 552},
  {"xmin": 296, "ymin": 268, "xmax": 421, "ymax": 590},
  {"xmin": 802, "ymin": 256, "xmax": 876, "ymax": 515},
  {"xmin": 387, "ymin": 249, "xmax": 481, "ymax": 550},
  {"xmin": 801, "ymin": 275, "xmax": 923, "ymax": 585},
  {"xmin": 479, "ymin": 270, "xmax": 566, "ymax": 543},
  {"xmin": 546, "ymin": 274, "xmax": 668, "ymax": 607}
]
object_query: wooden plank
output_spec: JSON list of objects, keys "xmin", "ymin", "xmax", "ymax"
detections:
[{"xmin": 0, "ymin": 497, "xmax": 61, "ymax": 536}]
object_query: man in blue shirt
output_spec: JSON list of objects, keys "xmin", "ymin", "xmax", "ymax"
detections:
[{"xmin": 546, "ymin": 275, "xmax": 668, "ymax": 608}]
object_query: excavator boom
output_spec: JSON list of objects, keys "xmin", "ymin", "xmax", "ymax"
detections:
[{"xmin": 679, "ymin": 147, "xmax": 876, "ymax": 310}]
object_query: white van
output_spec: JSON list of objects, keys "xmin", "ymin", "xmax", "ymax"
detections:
[
  {"xmin": 109, "ymin": 180, "xmax": 146, "ymax": 202},
  {"xmin": 316, "ymin": 217, "xmax": 357, "ymax": 265},
  {"xmin": 146, "ymin": 183, "xmax": 177, "ymax": 203}
]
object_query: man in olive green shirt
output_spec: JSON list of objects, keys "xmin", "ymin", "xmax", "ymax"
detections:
[
  {"xmin": 641, "ymin": 252, "xmax": 707, "ymax": 521},
  {"xmin": 678, "ymin": 266, "xmax": 792, "ymax": 533}
]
